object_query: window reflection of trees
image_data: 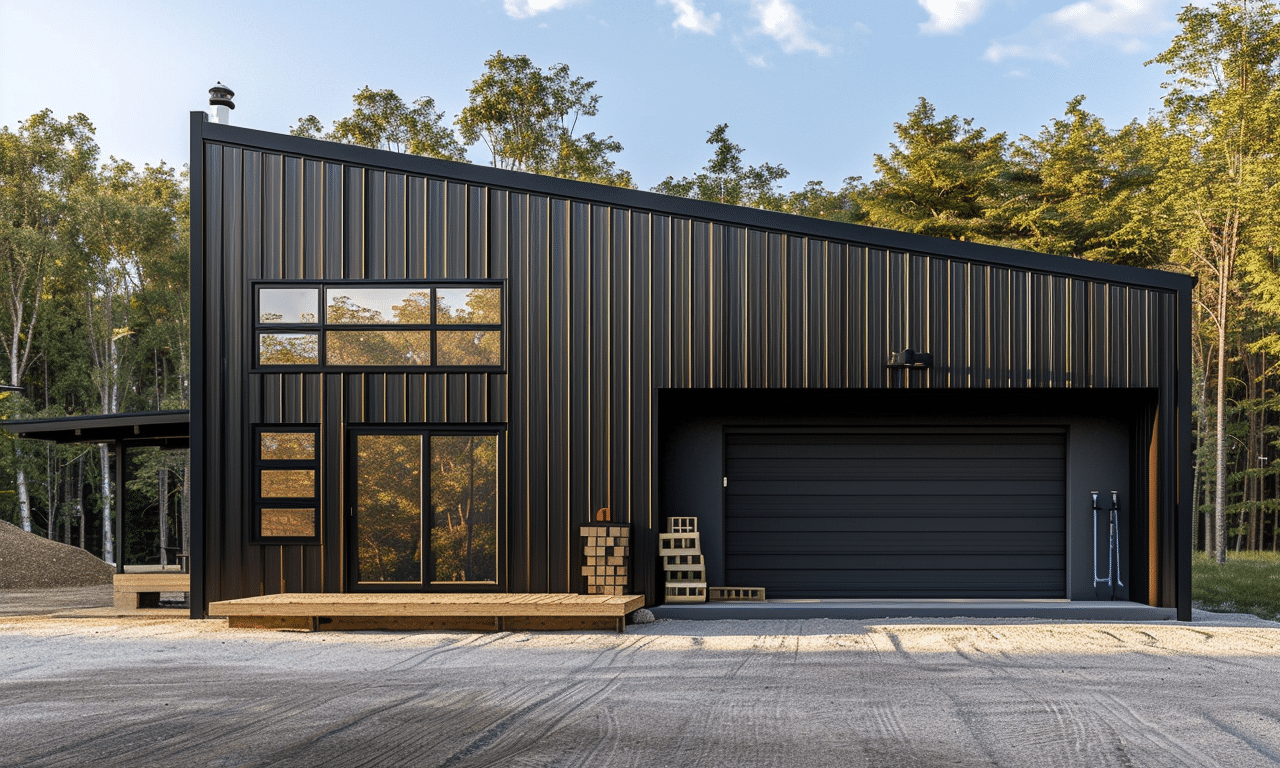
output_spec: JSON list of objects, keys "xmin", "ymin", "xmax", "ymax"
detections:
[
  {"xmin": 356, "ymin": 434, "xmax": 422, "ymax": 583},
  {"xmin": 326, "ymin": 290, "xmax": 432, "ymax": 324},
  {"xmin": 431, "ymin": 435, "xmax": 497, "ymax": 582},
  {"xmin": 436, "ymin": 288, "xmax": 500, "ymax": 324},
  {"xmin": 259, "ymin": 333, "xmax": 318, "ymax": 365}
]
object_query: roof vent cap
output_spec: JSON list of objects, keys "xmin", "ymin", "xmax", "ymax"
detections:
[{"xmin": 208, "ymin": 82, "xmax": 234, "ymax": 124}]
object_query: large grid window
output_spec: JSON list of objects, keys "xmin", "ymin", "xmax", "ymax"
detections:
[
  {"xmin": 254, "ymin": 426, "xmax": 321, "ymax": 541},
  {"xmin": 255, "ymin": 284, "xmax": 502, "ymax": 369}
]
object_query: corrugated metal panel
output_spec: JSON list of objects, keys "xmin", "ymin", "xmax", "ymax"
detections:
[{"xmin": 198, "ymin": 128, "xmax": 1190, "ymax": 610}]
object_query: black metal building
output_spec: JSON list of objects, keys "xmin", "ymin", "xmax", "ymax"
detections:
[{"xmin": 190, "ymin": 112, "xmax": 1194, "ymax": 621}]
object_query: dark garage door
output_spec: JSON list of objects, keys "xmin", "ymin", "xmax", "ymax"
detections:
[{"xmin": 724, "ymin": 429, "xmax": 1065, "ymax": 599}]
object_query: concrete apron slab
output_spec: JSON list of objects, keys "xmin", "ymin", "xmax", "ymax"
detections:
[{"xmin": 650, "ymin": 599, "xmax": 1176, "ymax": 621}]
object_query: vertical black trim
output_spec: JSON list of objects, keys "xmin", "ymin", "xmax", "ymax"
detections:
[
  {"xmin": 1177, "ymin": 285, "xmax": 1193, "ymax": 621},
  {"xmin": 189, "ymin": 112, "xmax": 206, "ymax": 618}
]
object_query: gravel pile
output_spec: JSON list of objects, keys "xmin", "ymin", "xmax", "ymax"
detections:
[{"xmin": 0, "ymin": 520, "xmax": 113, "ymax": 589}]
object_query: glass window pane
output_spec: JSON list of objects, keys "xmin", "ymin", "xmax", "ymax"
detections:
[
  {"xmin": 260, "ymin": 508, "xmax": 316, "ymax": 538},
  {"xmin": 431, "ymin": 435, "xmax": 497, "ymax": 583},
  {"xmin": 258, "ymin": 333, "xmax": 319, "ymax": 365},
  {"xmin": 326, "ymin": 331, "xmax": 432, "ymax": 366},
  {"xmin": 357, "ymin": 434, "xmax": 422, "ymax": 583},
  {"xmin": 326, "ymin": 288, "xmax": 432, "ymax": 324},
  {"xmin": 435, "ymin": 288, "xmax": 501, "ymax": 325},
  {"xmin": 261, "ymin": 469, "xmax": 315, "ymax": 498},
  {"xmin": 260, "ymin": 432, "xmax": 315, "ymax": 461},
  {"xmin": 259, "ymin": 288, "xmax": 319, "ymax": 324},
  {"xmin": 436, "ymin": 331, "xmax": 500, "ymax": 366}
]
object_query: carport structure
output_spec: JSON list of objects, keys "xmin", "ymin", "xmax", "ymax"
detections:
[{"xmin": 3, "ymin": 410, "xmax": 190, "ymax": 575}]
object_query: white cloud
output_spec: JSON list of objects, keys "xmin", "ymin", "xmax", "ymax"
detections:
[
  {"xmin": 1048, "ymin": 0, "xmax": 1171, "ymax": 36},
  {"xmin": 749, "ymin": 0, "xmax": 832, "ymax": 56},
  {"xmin": 918, "ymin": 0, "xmax": 989, "ymax": 35},
  {"xmin": 983, "ymin": 42, "xmax": 1067, "ymax": 65},
  {"xmin": 983, "ymin": 0, "xmax": 1178, "ymax": 65},
  {"xmin": 503, "ymin": 0, "xmax": 583, "ymax": 19},
  {"xmin": 661, "ymin": 0, "xmax": 721, "ymax": 35}
]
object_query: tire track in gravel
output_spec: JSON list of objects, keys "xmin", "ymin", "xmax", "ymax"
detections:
[
  {"xmin": 431, "ymin": 675, "xmax": 624, "ymax": 768},
  {"xmin": 1201, "ymin": 712, "xmax": 1280, "ymax": 763},
  {"xmin": 5, "ymin": 675, "xmax": 383, "ymax": 768},
  {"xmin": 1091, "ymin": 692, "xmax": 1219, "ymax": 768},
  {"xmin": 932, "ymin": 627, "xmax": 1125, "ymax": 767}
]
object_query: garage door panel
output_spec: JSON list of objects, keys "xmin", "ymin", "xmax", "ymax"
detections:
[
  {"xmin": 724, "ymin": 570, "xmax": 1066, "ymax": 599},
  {"xmin": 727, "ymin": 457, "xmax": 1063, "ymax": 481},
  {"xmin": 722, "ymin": 430, "xmax": 1066, "ymax": 599},
  {"xmin": 726, "ymin": 495, "xmax": 1064, "ymax": 519},
  {"xmin": 729, "ymin": 480, "xmax": 1065, "ymax": 496},
  {"xmin": 730, "ymin": 553, "xmax": 1064, "ymax": 570},
  {"xmin": 727, "ymin": 531, "xmax": 1065, "ymax": 553},
  {"xmin": 727, "ymin": 434, "xmax": 1064, "ymax": 457}
]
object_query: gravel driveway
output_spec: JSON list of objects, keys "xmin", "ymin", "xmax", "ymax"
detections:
[{"xmin": 2, "ymin": 610, "xmax": 1278, "ymax": 767}]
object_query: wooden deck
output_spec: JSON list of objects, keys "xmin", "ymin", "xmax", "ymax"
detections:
[
  {"xmin": 208, "ymin": 593, "xmax": 647, "ymax": 633},
  {"xmin": 113, "ymin": 572, "xmax": 190, "ymax": 609}
]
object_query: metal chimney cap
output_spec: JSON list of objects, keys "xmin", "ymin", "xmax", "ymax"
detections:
[{"xmin": 209, "ymin": 82, "xmax": 235, "ymax": 109}]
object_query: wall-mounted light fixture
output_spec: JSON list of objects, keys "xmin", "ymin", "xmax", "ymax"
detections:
[{"xmin": 887, "ymin": 349, "xmax": 932, "ymax": 369}]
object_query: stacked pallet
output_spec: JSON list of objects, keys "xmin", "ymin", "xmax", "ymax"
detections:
[
  {"xmin": 660, "ymin": 517, "xmax": 706, "ymax": 603},
  {"xmin": 580, "ymin": 524, "xmax": 630, "ymax": 596}
]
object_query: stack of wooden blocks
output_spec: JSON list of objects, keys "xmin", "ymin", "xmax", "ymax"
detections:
[
  {"xmin": 660, "ymin": 517, "xmax": 706, "ymax": 603},
  {"xmin": 580, "ymin": 523, "xmax": 630, "ymax": 596}
]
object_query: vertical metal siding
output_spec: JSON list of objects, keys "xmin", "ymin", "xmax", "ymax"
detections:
[{"xmin": 200, "ymin": 136, "xmax": 1187, "ymax": 608}]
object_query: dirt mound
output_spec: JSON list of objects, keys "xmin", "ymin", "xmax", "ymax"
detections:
[{"xmin": 0, "ymin": 520, "xmax": 113, "ymax": 589}]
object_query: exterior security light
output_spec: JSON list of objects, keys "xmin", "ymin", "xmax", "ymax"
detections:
[{"xmin": 887, "ymin": 349, "xmax": 932, "ymax": 369}]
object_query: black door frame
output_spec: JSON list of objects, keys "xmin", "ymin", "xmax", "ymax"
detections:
[{"xmin": 344, "ymin": 424, "xmax": 506, "ymax": 593}]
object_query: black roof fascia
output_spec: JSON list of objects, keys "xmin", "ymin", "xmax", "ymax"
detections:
[
  {"xmin": 2, "ymin": 410, "xmax": 190, "ymax": 447},
  {"xmin": 199, "ymin": 116, "xmax": 1194, "ymax": 293}
]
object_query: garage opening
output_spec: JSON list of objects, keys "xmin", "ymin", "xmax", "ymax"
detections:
[{"xmin": 724, "ymin": 428, "xmax": 1066, "ymax": 599}]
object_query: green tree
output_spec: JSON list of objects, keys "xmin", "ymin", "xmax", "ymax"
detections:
[
  {"xmin": 292, "ymin": 86, "xmax": 467, "ymax": 161},
  {"xmin": 1146, "ymin": 0, "xmax": 1280, "ymax": 562},
  {"xmin": 1004, "ymin": 97, "xmax": 1165, "ymax": 266},
  {"xmin": 862, "ymin": 98, "xmax": 1016, "ymax": 243},
  {"xmin": 780, "ymin": 177, "xmax": 868, "ymax": 224},
  {"xmin": 456, "ymin": 51, "xmax": 632, "ymax": 187},
  {"xmin": 0, "ymin": 110, "xmax": 97, "ymax": 532},
  {"xmin": 653, "ymin": 123, "xmax": 789, "ymax": 209}
]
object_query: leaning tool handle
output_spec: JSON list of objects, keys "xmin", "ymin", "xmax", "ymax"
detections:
[
  {"xmin": 1109, "ymin": 491, "xmax": 1124, "ymax": 589},
  {"xmin": 1092, "ymin": 491, "xmax": 1109, "ymax": 588}
]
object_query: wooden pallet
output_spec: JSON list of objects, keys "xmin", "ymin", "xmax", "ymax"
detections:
[
  {"xmin": 664, "ymin": 584, "xmax": 707, "ymax": 603},
  {"xmin": 208, "ymin": 592, "xmax": 646, "ymax": 633},
  {"xmin": 708, "ymin": 586, "xmax": 766, "ymax": 602}
]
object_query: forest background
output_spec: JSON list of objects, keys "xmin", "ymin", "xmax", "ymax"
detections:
[{"xmin": 1, "ymin": 1, "xmax": 1277, "ymax": 567}]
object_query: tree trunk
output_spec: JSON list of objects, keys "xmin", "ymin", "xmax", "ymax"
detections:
[
  {"xmin": 99, "ymin": 442, "xmax": 113, "ymax": 565},
  {"xmin": 181, "ymin": 455, "xmax": 191, "ymax": 559},
  {"xmin": 159, "ymin": 465, "xmax": 169, "ymax": 566},
  {"xmin": 77, "ymin": 454, "xmax": 84, "ymax": 550},
  {"xmin": 16, "ymin": 465, "xmax": 31, "ymax": 533},
  {"xmin": 1214, "ymin": 309, "xmax": 1227, "ymax": 564}
]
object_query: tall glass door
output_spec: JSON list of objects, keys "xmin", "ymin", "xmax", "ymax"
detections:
[{"xmin": 349, "ymin": 430, "xmax": 500, "ymax": 589}]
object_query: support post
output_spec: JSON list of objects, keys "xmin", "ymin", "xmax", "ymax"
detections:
[{"xmin": 115, "ymin": 441, "xmax": 126, "ymax": 575}]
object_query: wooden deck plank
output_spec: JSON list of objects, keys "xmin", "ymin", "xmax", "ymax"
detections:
[{"xmin": 209, "ymin": 593, "xmax": 645, "ymax": 619}]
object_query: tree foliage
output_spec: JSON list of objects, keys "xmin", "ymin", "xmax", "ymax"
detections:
[
  {"xmin": 456, "ymin": 51, "xmax": 632, "ymax": 186},
  {"xmin": 291, "ymin": 86, "xmax": 466, "ymax": 161}
]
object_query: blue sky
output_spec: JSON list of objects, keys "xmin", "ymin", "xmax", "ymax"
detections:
[{"xmin": 0, "ymin": 0, "xmax": 1189, "ymax": 191}]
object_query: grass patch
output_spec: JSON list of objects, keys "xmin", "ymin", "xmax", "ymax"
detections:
[{"xmin": 1192, "ymin": 550, "xmax": 1280, "ymax": 621}]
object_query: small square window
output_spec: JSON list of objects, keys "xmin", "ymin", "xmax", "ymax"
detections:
[
  {"xmin": 259, "ymin": 288, "xmax": 319, "ymax": 324},
  {"xmin": 258, "ymin": 333, "xmax": 318, "ymax": 365},
  {"xmin": 260, "ymin": 508, "xmax": 317, "ymax": 538}
]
